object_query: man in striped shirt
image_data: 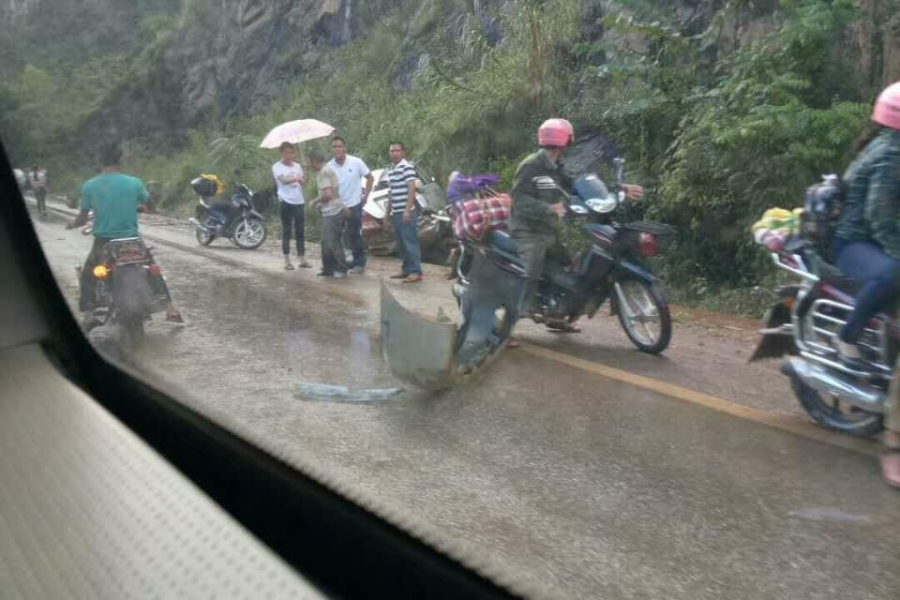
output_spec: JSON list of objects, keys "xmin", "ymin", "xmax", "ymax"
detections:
[{"xmin": 387, "ymin": 141, "xmax": 423, "ymax": 283}]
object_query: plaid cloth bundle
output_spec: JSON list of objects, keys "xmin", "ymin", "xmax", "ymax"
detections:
[{"xmin": 452, "ymin": 194, "xmax": 511, "ymax": 241}]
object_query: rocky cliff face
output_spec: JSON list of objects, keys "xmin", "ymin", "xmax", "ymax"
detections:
[{"xmin": 4, "ymin": 0, "xmax": 899, "ymax": 148}]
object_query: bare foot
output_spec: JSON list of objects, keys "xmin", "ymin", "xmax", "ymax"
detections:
[{"xmin": 881, "ymin": 452, "xmax": 900, "ymax": 490}]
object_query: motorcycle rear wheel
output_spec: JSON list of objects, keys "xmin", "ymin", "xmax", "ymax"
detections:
[
  {"xmin": 615, "ymin": 277, "xmax": 672, "ymax": 354},
  {"xmin": 196, "ymin": 227, "xmax": 215, "ymax": 246},
  {"xmin": 118, "ymin": 315, "xmax": 145, "ymax": 357},
  {"xmin": 789, "ymin": 372, "xmax": 884, "ymax": 437}
]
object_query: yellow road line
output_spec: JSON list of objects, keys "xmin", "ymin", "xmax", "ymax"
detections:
[{"xmin": 521, "ymin": 344, "xmax": 881, "ymax": 457}]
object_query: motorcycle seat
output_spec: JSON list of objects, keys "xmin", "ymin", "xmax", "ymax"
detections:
[{"xmin": 490, "ymin": 230, "xmax": 519, "ymax": 256}]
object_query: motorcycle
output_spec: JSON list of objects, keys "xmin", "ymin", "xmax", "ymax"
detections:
[
  {"xmin": 362, "ymin": 166, "xmax": 455, "ymax": 262},
  {"xmin": 78, "ymin": 237, "xmax": 170, "ymax": 355},
  {"xmin": 750, "ymin": 199, "xmax": 887, "ymax": 437},
  {"xmin": 381, "ymin": 158, "xmax": 674, "ymax": 390},
  {"xmin": 189, "ymin": 173, "xmax": 268, "ymax": 250}
]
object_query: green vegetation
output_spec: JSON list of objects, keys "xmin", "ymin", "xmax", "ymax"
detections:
[{"xmin": 0, "ymin": 0, "xmax": 884, "ymax": 315}]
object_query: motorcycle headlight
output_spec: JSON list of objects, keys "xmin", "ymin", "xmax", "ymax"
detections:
[
  {"xmin": 569, "ymin": 204, "xmax": 589, "ymax": 215},
  {"xmin": 585, "ymin": 196, "xmax": 618, "ymax": 214},
  {"xmin": 93, "ymin": 265, "xmax": 110, "ymax": 280}
]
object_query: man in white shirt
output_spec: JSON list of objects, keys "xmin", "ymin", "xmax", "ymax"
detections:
[
  {"xmin": 328, "ymin": 136, "xmax": 373, "ymax": 273},
  {"xmin": 272, "ymin": 142, "xmax": 311, "ymax": 270}
]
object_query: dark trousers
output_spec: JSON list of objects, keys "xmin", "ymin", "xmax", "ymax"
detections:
[
  {"xmin": 280, "ymin": 201, "xmax": 306, "ymax": 256},
  {"xmin": 392, "ymin": 210, "xmax": 422, "ymax": 276},
  {"xmin": 343, "ymin": 204, "xmax": 366, "ymax": 268},
  {"xmin": 832, "ymin": 239, "xmax": 900, "ymax": 343},
  {"xmin": 35, "ymin": 187, "xmax": 46, "ymax": 215},
  {"xmin": 321, "ymin": 213, "xmax": 348, "ymax": 275}
]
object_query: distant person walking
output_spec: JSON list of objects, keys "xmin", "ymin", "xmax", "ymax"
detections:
[
  {"xmin": 273, "ymin": 142, "xmax": 311, "ymax": 270},
  {"xmin": 29, "ymin": 164, "xmax": 48, "ymax": 218},
  {"xmin": 387, "ymin": 142, "xmax": 422, "ymax": 283},
  {"xmin": 308, "ymin": 149, "xmax": 348, "ymax": 279},
  {"xmin": 328, "ymin": 136, "xmax": 373, "ymax": 273}
]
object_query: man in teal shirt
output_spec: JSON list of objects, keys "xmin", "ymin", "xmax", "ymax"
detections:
[{"xmin": 68, "ymin": 145, "xmax": 180, "ymax": 324}]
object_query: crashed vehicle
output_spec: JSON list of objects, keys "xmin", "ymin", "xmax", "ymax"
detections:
[
  {"xmin": 381, "ymin": 158, "xmax": 672, "ymax": 391},
  {"xmin": 361, "ymin": 164, "xmax": 455, "ymax": 262}
]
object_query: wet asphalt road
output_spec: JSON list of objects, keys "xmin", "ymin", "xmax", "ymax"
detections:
[{"xmin": 31, "ymin": 207, "xmax": 900, "ymax": 600}]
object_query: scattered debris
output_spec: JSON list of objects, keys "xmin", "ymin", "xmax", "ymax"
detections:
[{"xmin": 294, "ymin": 382, "xmax": 404, "ymax": 404}]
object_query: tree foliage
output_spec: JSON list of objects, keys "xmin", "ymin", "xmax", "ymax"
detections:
[{"xmin": 0, "ymin": 0, "xmax": 882, "ymax": 292}]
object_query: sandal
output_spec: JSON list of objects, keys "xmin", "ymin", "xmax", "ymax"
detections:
[
  {"xmin": 403, "ymin": 274, "xmax": 424, "ymax": 284},
  {"xmin": 390, "ymin": 272, "xmax": 408, "ymax": 279}
]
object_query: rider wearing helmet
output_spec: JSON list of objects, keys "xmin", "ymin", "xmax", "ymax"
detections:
[
  {"xmin": 831, "ymin": 81, "xmax": 900, "ymax": 488},
  {"xmin": 509, "ymin": 118, "xmax": 642, "ymax": 335}
]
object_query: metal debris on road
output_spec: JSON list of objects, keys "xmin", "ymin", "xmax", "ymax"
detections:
[{"xmin": 294, "ymin": 382, "xmax": 404, "ymax": 404}]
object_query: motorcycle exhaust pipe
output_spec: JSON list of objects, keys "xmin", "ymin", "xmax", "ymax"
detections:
[
  {"xmin": 188, "ymin": 217, "xmax": 210, "ymax": 233},
  {"xmin": 786, "ymin": 357, "xmax": 885, "ymax": 413}
]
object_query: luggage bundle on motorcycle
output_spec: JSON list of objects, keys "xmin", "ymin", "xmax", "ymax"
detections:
[
  {"xmin": 452, "ymin": 194, "xmax": 511, "ymax": 241},
  {"xmin": 800, "ymin": 174, "xmax": 843, "ymax": 253}
]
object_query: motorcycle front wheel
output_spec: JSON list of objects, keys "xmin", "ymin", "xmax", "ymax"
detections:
[
  {"xmin": 233, "ymin": 218, "xmax": 267, "ymax": 250},
  {"xmin": 615, "ymin": 277, "xmax": 672, "ymax": 354}
]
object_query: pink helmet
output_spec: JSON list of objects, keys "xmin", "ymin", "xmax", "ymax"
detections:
[
  {"xmin": 873, "ymin": 82, "xmax": 900, "ymax": 131},
  {"xmin": 538, "ymin": 118, "xmax": 575, "ymax": 148}
]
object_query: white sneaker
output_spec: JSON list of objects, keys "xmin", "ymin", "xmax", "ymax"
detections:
[
  {"xmin": 333, "ymin": 271, "xmax": 347, "ymax": 279},
  {"xmin": 349, "ymin": 266, "xmax": 365, "ymax": 274}
]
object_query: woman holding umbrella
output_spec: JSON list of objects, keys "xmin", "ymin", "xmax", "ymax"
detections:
[
  {"xmin": 261, "ymin": 119, "xmax": 336, "ymax": 270},
  {"xmin": 272, "ymin": 142, "xmax": 310, "ymax": 269}
]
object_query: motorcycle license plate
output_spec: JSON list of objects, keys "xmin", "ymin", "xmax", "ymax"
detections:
[{"xmin": 110, "ymin": 240, "xmax": 147, "ymax": 263}]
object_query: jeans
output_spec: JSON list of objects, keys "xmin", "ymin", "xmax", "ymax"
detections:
[
  {"xmin": 832, "ymin": 239, "xmax": 900, "ymax": 344},
  {"xmin": 280, "ymin": 201, "xmax": 305, "ymax": 256},
  {"xmin": 343, "ymin": 204, "xmax": 366, "ymax": 268},
  {"xmin": 391, "ymin": 209, "xmax": 422, "ymax": 276},
  {"xmin": 321, "ymin": 213, "xmax": 348, "ymax": 275}
]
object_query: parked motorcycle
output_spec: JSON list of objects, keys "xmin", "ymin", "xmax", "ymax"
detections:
[
  {"xmin": 751, "ymin": 184, "xmax": 887, "ymax": 436},
  {"xmin": 381, "ymin": 159, "xmax": 673, "ymax": 390},
  {"xmin": 77, "ymin": 237, "xmax": 169, "ymax": 355},
  {"xmin": 189, "ymin": 173, "xmax": 267, "ymax": 250},
  {"xmin": 362, "ymin": 166, "xmax": 455, "ymax": 261}
]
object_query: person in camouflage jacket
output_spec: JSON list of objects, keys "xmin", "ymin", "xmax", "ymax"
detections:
[
  {"xmin": 509, "ymin": 119, "xmax": 642, "ymax": 337},
  {"xmin": 831, "ymin": 82, "xmax": 900, "ymax": 489}
]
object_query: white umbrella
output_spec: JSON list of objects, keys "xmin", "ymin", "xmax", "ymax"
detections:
[{"xmin": 259, "ymin": 119, "xmax": 336, "ymax": 149}]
